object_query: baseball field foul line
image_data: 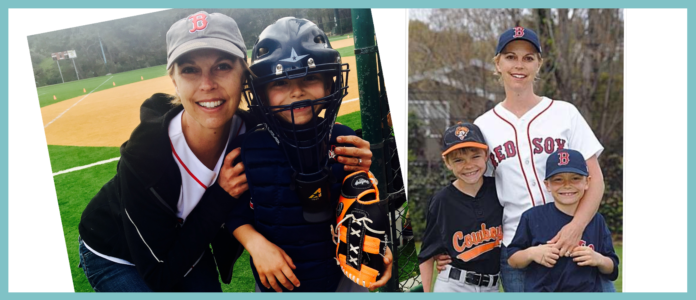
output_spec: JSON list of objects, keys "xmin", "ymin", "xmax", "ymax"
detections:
[
  {"xmin": 52, "ymin": 157, "xmax": 120, "ymax": 176},
  {"xmin": 44, "ymin": 76, "xmax": 114, "ymax": 128},
  {"xmin": 342, "ymin": 97, "xmax": 359, "ymax": 104}
]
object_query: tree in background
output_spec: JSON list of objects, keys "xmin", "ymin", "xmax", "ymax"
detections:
[
  {"xmin": 408, "ymin": 9, "xmax": 623, "ymax": 240},
  {"xmin": 28, "ymin": 9, "xmax": 352, "ymax": 87}
]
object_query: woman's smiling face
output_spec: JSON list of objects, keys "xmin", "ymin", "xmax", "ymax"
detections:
[
  {"xmin": 495, "ymin": 40, "xmax": 542, "ymax": 90},
  {"xmin": 170, "ymin": 49, "xmax": 244, "ymax": 131}
]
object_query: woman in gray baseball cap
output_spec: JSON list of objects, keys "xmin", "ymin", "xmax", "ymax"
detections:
[{"xmin": 77, "ymin": 11, "xmax": 372, "ymax": 292}]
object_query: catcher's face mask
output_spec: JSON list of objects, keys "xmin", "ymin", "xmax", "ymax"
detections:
[{"xmin": 244, "ymin": 17, "xmax": 349, "ymax": 223}]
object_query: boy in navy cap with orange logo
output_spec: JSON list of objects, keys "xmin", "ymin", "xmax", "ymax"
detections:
[
  {"xmin": 418, "ymin": 122, "xmax": 503, "ymax": 292},
  {"xmin": 507, "ymin": 149, "xmax": 619, "ymax": 292}
]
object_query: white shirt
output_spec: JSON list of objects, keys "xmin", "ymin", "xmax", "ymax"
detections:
[
  {"xmin": 168, "ymin": 111, "xmax": 246, "ymax": 222},
  {"xmin": 475, "ymin": 97, "xmax": 603, "ymax": 246}
]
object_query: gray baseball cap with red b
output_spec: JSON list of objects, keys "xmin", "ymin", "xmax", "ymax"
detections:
[{"xmin": 166, "ymin": 11, "xmax": 247, "ymax": 69}]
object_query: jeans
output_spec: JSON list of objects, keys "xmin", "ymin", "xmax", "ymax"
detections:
[
  {"xmin": 499, "ymin": 245, "xmax": 525, "ymax": 292},
  {"xmin": 78, "ymin": 237, "xmax": 221, "ymax": 292},
  {"xmin": 601, "ymin": 276, "xmax": 617, "ymax": 292}
]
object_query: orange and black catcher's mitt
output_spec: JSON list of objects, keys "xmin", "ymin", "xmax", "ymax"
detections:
[{"xmin": 333, "ymin": 170, "xmax": 389, "ymax": 287}]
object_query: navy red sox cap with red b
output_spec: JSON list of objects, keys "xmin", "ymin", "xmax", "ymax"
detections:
[
  {"xmin": 166, "ymin": 11, "xmax": 247, "ymax": 69},
  {"xmin": 495, "ymin": 26, "xmax": 542, "ymax": 55},
  {"xmin": 441, "ymin": 122, "xmax": 488, "ymax": 157},
  {"xmin": 545, "ymin": 149, "xmax": 588, "ymax": 180}
]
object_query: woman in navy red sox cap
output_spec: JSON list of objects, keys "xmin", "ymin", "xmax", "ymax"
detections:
[
  {"xmin": 431, "ymin": 26, "xmax": 611, "ymax": 292},
  {"xmin": 472, "ymin": 26, "xmax": 610, "ymax": 292},
  {"xmin": 76, "ymin": 11, "xmax": 371, "ymax": 292}
]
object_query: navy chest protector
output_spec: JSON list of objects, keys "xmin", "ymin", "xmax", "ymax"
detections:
[{"xmin": 240, "ymin": 126, "xmax": 353, "ymax": 292}]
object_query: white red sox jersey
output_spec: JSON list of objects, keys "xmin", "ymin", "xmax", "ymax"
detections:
[{"xmin": 474, "ymin": 97, "xmax": 603, "ymax": 246}]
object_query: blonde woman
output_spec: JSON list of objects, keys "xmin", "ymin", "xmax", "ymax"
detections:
[
  {"xmin": 77, "ymin": 11, "xmax": 371, "ymax": 292},
  {"xmin": 473, "ymin": 26, "xmax": 608, "ymax": 292}
]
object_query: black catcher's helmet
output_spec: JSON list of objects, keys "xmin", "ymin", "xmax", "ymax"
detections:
[{"xmin": 244, "ymin": 17, "xmax": 350, "ymax": 222}]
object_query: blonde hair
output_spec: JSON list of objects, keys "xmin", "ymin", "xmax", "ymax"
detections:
[
  {"xmin": 443, "ymin": 147, "xmax": 486, "ymax": 165},
  {"xmin": 492, "ymin": 52, "xmax": 544, "ymax": 85},
  {"xmin": 168, "ymin": 55, "xmax": 252, "ymax": 106}
]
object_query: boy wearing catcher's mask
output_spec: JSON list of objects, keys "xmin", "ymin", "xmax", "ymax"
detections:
[{"xmin": 223, "ymin": 17, "xmax": 392, "ymax": 293}]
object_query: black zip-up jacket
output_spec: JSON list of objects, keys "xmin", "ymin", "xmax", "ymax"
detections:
[{"xmin": 78, "ymin": 93, "xmax": 256, "ymax": 291}]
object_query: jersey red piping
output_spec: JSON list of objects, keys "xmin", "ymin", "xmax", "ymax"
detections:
[
  {"xmin": 167, "ymin": 118, "xmax": 242, "ymax": 191},
  {"xmin": 493, "ymin": 108, "xmax": 536, "ymax": 207},
  {"xmin": 526, "ymin": 100, "xmax": 555, "ymax": 205},
  {"xmin": 170, "ymin": 141, "xmax": 207, "ymax": 189}
]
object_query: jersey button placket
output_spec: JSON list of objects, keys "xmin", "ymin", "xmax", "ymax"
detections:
[
  {"xmin": 519, "ymin": 118, "xmax": 539, "ymax": 206},
  {"xmin": 474, "ymin": 199, "xmax": 484, "ymax": 219}
]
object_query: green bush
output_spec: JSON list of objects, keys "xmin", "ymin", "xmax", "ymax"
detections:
[{"xmin": 598, "ymin": 153, "xmax": 623, "ymax": 240}]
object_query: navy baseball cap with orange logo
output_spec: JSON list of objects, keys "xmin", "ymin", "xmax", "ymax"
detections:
[
  {"xmin": 545, "ymin": 149, "xmax": 588, "ymax": 180},
  {"xmin": 441, "ymin": 122, "xmax": 488, "ymax": 157},
  {"xmin": 495, "ymin": 26, "xmax": 542, "ymax": 55}
]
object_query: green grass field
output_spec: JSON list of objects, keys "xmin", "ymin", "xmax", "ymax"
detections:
[
  {"xmin": 37, "ymin": 65, "xmax": 169, "ymax": 108},
  {"xmin": 338, "ymin": 45, "xmax": 356, "ymax": 58},
  {"xmin": 51, "ymin": 111, "xmax": 361, "ymax": 292},
  {"xmin": 329, "ymin": 33, "xmax": 352, "ymax": 42},
  {"xmin": 336, "ymin": 110, "xmax": 360, "ymax": 130},
  {"xmin": 615, "ymin": 245, "xmax": 622, "ymax": 292},
  {"xmin": 397, "ymin": 241, "xmax": 420, "ymax": 283}
]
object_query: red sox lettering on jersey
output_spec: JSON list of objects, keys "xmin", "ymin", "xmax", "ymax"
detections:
[
  {"xmin": 474, "ymin": 97, "xmax": 604, "ymax": 246},
  {"xmin": 578, "ymin": 239, "xmax": 595, "ymax": 250},
  {"xmin": 188, "ymin": 13, "xmax": 209, "ymax": 33},
  {"xmin": 490, "ymin": 138, "xmax": 567, "ymax": 168},
  {"xmin": 451, "ymin": 223, "xmax": 503, "ymax": 262}
]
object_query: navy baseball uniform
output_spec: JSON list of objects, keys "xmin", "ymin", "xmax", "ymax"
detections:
[
  {"xmin": 507, "ymin": 203, "xmax": 619, "ymax": 292},
  {"xmin": 418, "ymin": 176, "xmax": 503, "ymax": 290}
]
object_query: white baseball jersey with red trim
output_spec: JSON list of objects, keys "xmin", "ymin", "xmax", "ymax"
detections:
[
  {"xmin": 169, "ymin": 111, "xmax": 246, "ymax": 221},
  {"xmin": 474, "ymin": 97, "xmax": 603, "ymax": 246}
]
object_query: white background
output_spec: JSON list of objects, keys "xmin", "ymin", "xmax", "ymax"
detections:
[{"xmin": 8, "ymin": 9, "xmax": 687, "ymax": 292}]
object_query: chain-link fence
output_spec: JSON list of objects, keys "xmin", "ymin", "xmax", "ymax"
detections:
[
  {"xmin": 350, "ymin": 9, "xmax": 421, "ymax": 291},
  {"xmin": 377, "ymin": 51, "xmax": 421, "ymax": 293}
]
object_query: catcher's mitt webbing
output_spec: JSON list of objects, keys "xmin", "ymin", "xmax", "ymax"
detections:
[
  {"xmin": 339, "ymin": 222, "xmax": 385, "ymax": 255},
  {"xmin": 334, "ymin": 170, "xmax": 388, "ymax": 287}
]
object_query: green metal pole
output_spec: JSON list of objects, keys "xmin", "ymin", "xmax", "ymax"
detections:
[
  {"xmin": 351, "ymin": 9, "xmax": 386, "ymax": 200},
  {"xmin": 351, "ymin": 8, "xmax": 398, "ymax": 292}
]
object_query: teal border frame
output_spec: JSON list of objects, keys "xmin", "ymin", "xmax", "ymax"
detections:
[{"xmin": 2, "ymin": 1, "xmax": 691, "ymax": 297}]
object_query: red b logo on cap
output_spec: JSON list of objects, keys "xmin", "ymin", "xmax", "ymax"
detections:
[
  {"xmin": 513, "ymin": 26, "xmax": 525, "ymax": 38},
  {"xmin": 558, "ymin": 152, "xmax": 570, "ymax": 166},
  {"xmin": 189, "ymin": 13, "xmax": 208, "ymax": 33}
]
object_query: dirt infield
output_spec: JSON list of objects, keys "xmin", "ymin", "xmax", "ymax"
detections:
[
  {"xmin": 330, "ymin": 38, "xmax": 354, "ymax": 49},
  {"xmin": 41, "ymin": 57, "xmax": 361, "ymax": 147}
]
